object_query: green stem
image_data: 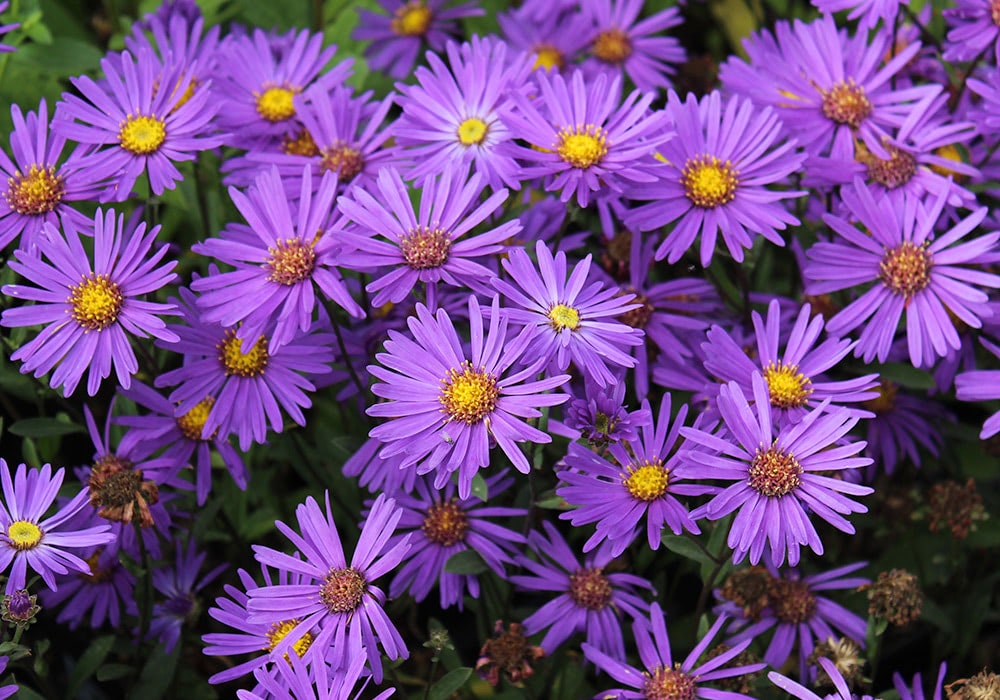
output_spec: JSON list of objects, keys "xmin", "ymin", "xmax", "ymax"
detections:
[
  {"xmin": 133, "ymin": 519, "xmax": 153, "ymax": 644},
  {"xmin": 329, "ymin": 308, "xmax": 369, "ymax": 411},
  {"xmin": 421, "ymin": 656, "xmax": 440, "ymax": 700}
]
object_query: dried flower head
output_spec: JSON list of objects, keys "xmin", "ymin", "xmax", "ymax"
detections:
[
  {"xmin": 476, "ymin": 621, "xmax": 545, "ymax": 687},
  {"xmin": 928, "ymin": 478, "xmax": 986, "ymax": 540},
  {"xmin": 808, "ymin": 637, "xmax": 866, "ymax": 691},
  {"xmin": 703, "ymin": 644, "xmax": 764, "ymax": 694},
  {"xmin": 719, "ymin": 566, "xmax": 774, "ymax": 621},
  {"xmin": 866, "ymin": 569, "xmax": 923, "ymax": 626},
  {"xmin": 946, "ymin": 670, "xmax": 1000, "ymax": 700}
]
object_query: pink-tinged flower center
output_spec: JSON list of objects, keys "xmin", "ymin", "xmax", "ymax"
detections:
[
  {"xmin": 6, "ymin": 165, "xmax": 64, "ymax": 216},
  {"xmin": 265, "ymin": 619, "xmax": 314, "ymax": 658},
  {"xmin": 6, "ymin": 521, "xmax": 42, "ymax": 551},
  {"xmin": 856, "ymin": 141, "xmax": 917, "ymax": 189},
  {"xmin": 282, "ymin": 129, "xmax": 320, "ymax": 157},
  {"xmin": 176, "ymin": 397, "xmax": 216, "ymax": 441},
  {"xmin": 118, "ymin": 114, "xmax": 167, "ymax": 155},
  {"xmin": 69, "ymin": 273, "xmax": 123, "ymax": 331},
  {"xmin": 593, "ymin": 28, "xmax": 633, "ymax": 64},
  {"xmin": 770, "ymin": 578, "xmax": 817, "ymax": 624},
  {"xmin": 748, "ymin": 445, "xmax": 802, "ymax": 497},
  {"xmin": 879, "ymin": 242, "xmax": 932, "ymax": 299},
  {"xmin": 391, "ymin": 0, "xmax": 433, "ymax": 36},
  {"xmin": 457, "ymin": 117, "xmax": 489, "ymax": 146},
  {"xmin": 821, "ymin": 80, "xmax": 872, "ymax": 128},
  {"xmin": 400, "ymin": 225, "xmax": 452, "ymax": 270},
  {"xmin": 642, "ymin": 664, "xmax": 697, "ymax": 700},
  {"xmin": 439, "ymin": 361, "xmax": 499, "ymax": 424},
  {"xmin": 533, "ymin": 44, "xmax": 563, "ymax": 71},
  {"xmin": 255, "ymin": 86, "xmax": 297, "ymax": 123},
  {"xmin": 266, "ymin": 237, "xmax": 317, "ymax": 286},
  {"xmin": 681, "ymin": 155, "xmax": 739, "ymax": 208},
  {"xmin": 568, "ymin": 567, "xmax": 613, "ymax": 610},
  {"xmin": 547, "ymin": 303, "xmax": 581, "ymax": 331},
  {"xmin": 422, "ymin": 500, "xmax": 469, "ymax": 547},
  {"xmin": 320, "ymin": 141, "xmax": 365, "ymax": 182},
  {"xmin": 556, "ymin": 125, "xmax": 608, "ymax": 169},
  {"xmin": 218, "ymin": 330, "xmax": 270, "ymax": 377},
  {"xmin": 319, "ymin": 566, "xmax": 366, "ymax": 613},
  {"xmin": 624, "ymin": 459, "xmax": 669, "ymax": 502},
  {"xmin": 763, "ymin": 361, "xmax": 812, "ymax": 409},
  {"xmin": 863, "ymin": 379, "xmax": 897, "ymax": 414}
]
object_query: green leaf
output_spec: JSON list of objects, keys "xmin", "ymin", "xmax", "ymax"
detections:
[
  {"xmin": 444, "ymin": 550, "xmax": 487, "ymax": 575},
  {"xmin": 130, "ymin": 642, "xmax": 181, "ymax": 700},
  {"xmin": 661, "ymin": 534, "xmax": 717, "ymax": 571},
  {"xmin": 8, "ymin": 38, "xmax": 103, "ymax": 77},
  {"xmin": 96, "ymin": 663, "xmax": 135, "ymax": 682},
  {"xmin": 470, "ymin": 472, "xmax": 488, "ymax": 502},
  {"xmin": 66, "ymin": 634, "xmax": 115, "ymax": 700},
  {"xmin": 877, "ymin": 363, "xmax": 935, "ymax": 390},
  {"xmin": 427, "ymin": 667, "xmax": 472, "ymax": 700},
  {"xmin": 9, "ymin": 417, "xmax": 83, "ymax": 438}
]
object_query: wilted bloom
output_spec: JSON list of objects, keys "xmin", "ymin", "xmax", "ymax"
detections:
[
  {"xmin": 865, "ymin": 568, "xmax": 922, "ymax": 626},
  {"xmin": 476, "ymin": 621, "xmax": 545, "ymax": 687},
  {"xmin": 149, "ymin": 539, "xmax": 227, "ymax": 652},
  {"xmin": 945, "ymin": 670, "xmax": 1000, "ymax": 700},
  {"xmin": 1, "ymin": 208, "xmax": 178, "ymax": 396},
  {"xmin": 926, "ymin": 478, "xmax": 985, "ymax": 540}
]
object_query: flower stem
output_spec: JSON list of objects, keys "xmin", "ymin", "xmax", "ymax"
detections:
[{"xmin": 133, "ymin": 519, "xmax": 153, "ymax": 644}]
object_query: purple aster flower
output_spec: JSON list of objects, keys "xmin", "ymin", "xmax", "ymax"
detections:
[
  {"xmin": 894, "ymin": 662, "xmax": 947, "ymax": 700},
  {"xmin": 863, "ymin": 378, "xmax": 953, "ymax": 475},
  {"xmin": 563, "ymin": 379, "xmax": 652, "ymax": 447},
  {"xmin": 387, "ymin": 474, "xmax": 526, "ymax": 609},
  {"xmin": 338, "ymin": 165, "xmax": 518, "ymax": 308},
  {"xmin": 193, "ymin": 166, "xmax": 362, "ymax": 349},
  {"xmin": 41, "ymin": 541, "xmax": 135, "ymax": 630},
  {"xmin": 353, "ymin": 0, "xmax": 482, "ymax": 80},
  {"xmin": 247, "ymin": 493, "xmax": 411, "ymax": 682},
  {"xmin": 956, "ymin": 338, "xmax": 1000, "ymax": 438},
  {"xmin": 156, "ymin": 287, "xmax": 335, "ymax": 451},
  {"xmin": 500, "ymin": 70, "xmax": 669, "ymax": 207},
  {"xmin": 969, "ymin": 67, "xmax": 1000, "ymax": 137},
  {"xmin": 720, "ymin": 17, "xmax": 936, "ymax": 160},
  {"xmin": 717, "ymin": 562, "xmax": 869, "ymax": 681},
  {"xmin": 1, "ymin": 208, "xmax": 178, "ymax": 397},
  {"xmin": 342, "ymin": 437, "xmax": 419, "ymax": 496},
  {"xmin": 585, "ymin": 601, "xmax": 765, "ymax": 700},
  {"xmin": 580, "ymin": 0, "xmax": 686, "ymax": 92},
  {"xmin": 212, "ymin": 29, "xmax": 350, "ymax": 148},
  {"xmin": 0, "ymin": 656, "xmax": 15, "ymax": 700},
  {"xmin": 493, "ymin": 239, "xmax": 644, "ymax": 387},
  {"xmin": 53, "ymin": 48, "xmax": 221, "ymax": 200},
  {"xmin": 393, "ymin": 35, "xmax": 531, "ymax": 190},
  {"xmin": 498, "ymin": 2, "xmax": 592, "ymax": 72},
  {"xmin": 510, "ymin": 521, "xmax": 651, "ymax": 658},
  {"xmin": 0, "ymin": 460, "xmax": 115, "ymax": 595},
  {"xmin": 240, "ymin": 653, "xmax": 393, "ymax": 700},
  {"xmin": 124, "ymin": 4, "xmax": 220, "ymax": 82},
  {"xmin": 149, "ymin": 539, "xmax": 226, "ymax": 652},
  {"xmin": 680, "ymin": 374, "xmax": 874, "ymax": 567},
  {"xmin": 627, "ymin": 90, "xmax": 805, "ymax": 266},
  {"xmin": 804, "ymin": 182, "xmax": 1000, "ymax": 368},
  {"xmin": 943, "ymin": 0, "xmax": 1000, "ymax": 61},
  {"xmin": 558, "ymin": 393, "xmax": 711, "ymax": 556},
  {"xmin": 367, "ymin": 295, "xmax": 570, "ymax": 498},
  {"xmin": 0, "ymin": 99, "xmax": 107, "ymax": 253},
  {"xmin": 770, "ymin": 656, "xmax": 875, "ymax": 700},
  {"xmin": 702, "ymin": 299, "xmax": 879, "ymax": 426},
  {"xmin": 812, "ymin": 0, "xmax": 906, "ymax": 30}
]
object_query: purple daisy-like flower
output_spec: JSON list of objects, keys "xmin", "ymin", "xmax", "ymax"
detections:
[
  {"xmin": 812, "ymin": 0, "xmax": 906, "ymax": 30},
  {"xmin": 862, "ymin": 378, "xmax": 953, "ymax": 475},
  {"xmin": 41, "ymin": 540, "xmax": 135, "ymax": 630},
  {"xmin": 627, "ymin": 90, "xmax": 804, "ymax": 267},
  {"xmin": 338, "ymin": 165, "xmax": 518, "ymax": 308},
  {"xmin": 500, "ymin": 69, "xmax": 670, "ymax": 207},
  {"xmin": 247, "ymin": 493, "xmax": 411, "ymax": 682},
  {"xmin": 563, "ymin": 379, "xmax": 652, "ymax": 447},
  {"xmin": 367, "ymin": 295, "xmax": 569, "ymax": 498},
  {"xmin": 894, "ymin": 662, "xmax": 947, "ymax": 700},
  {"xmin": 584, "ymin": 601, "xmax": 766, "ymax": 700},
  {"xmin": 149, "ymin": 539, "xmax": 227, "ymax": 652},
  {"xmin": 0, "ymin": 460, "xmax": 115, "ymax": 595},
  {"xmin": 558, "ymin": 393, "xmax": 710, "ymax": 556},
  {"xmin": 702, "ymin": 299, "xmax": 879, "ymax": 426},
  {"xmin": 955, "ymin": 338, "xmax": 1000, "ymax": 438},
  {"xmin": 193, "ymin": 166, "xmax": 362, "ymax": 349},
  {"xmin": 498, "ymin": 2, "xmax": 592, "ymax": 73},
  {"xmin": 680, "ymin": 374, "xmax": 873, "ymax": 567},
  {"xmin": 1, "ymin": 208, "xmax": 178, "ymax": 397},
  {"xmin": 393, "ymin": 35, "xmax": 530, "ymax": 190},
  {"xmin": 510, "ymin": 521, "xmax": 651, "ymax": 658},
  {"xmin": 156, "ymin": 288, "xmax": 335, "ymax": 451},
  {"xmin": 943, "ymin": 0, "xmax": 1000, "ymax": 61},
  {"xmin": 770, "ymin": 656, "xmax": 875, "ymax": 700},
  {"xmin": 0, "ymin": 656, "xmax": 15, "ymax": 700},
  {"xmin": 387, "ymin": 474, "xmax": 525, "ymax": 609},
  {"xmin": 53, "ymin": 48, "xmax": 221, "ymax": 200},
  {"xmin": 804, "ymin": 182, "xmax": 1000, "ymax": 368},
  {"xmin": 580, "ymin": 0, "xmax": 686, "ymax": 92},
  {"xmin": 0, "ymin": 99, "xmax": 107, "ymax": 253},
  {"xmin": 493, "ymin": 239, "xmax": 644, "ymax": 387},
  {"xmin": 353, "ymin": 0, "xmax": 482, "ymax": 80}
]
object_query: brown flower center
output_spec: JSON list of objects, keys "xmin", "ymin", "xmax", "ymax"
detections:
[
  {"xmin": 320, "ymin": 141, "xmax": 365, "ymax": 182},
  {"xmin": 770, "ymin": 578, "xmax": 817, "ymax": 624},
  {"xmin": 266, "ymin": 237, "xmax": 317, "ymax": 286},
  {"xmin": 87, "ymin": 455, "xmax": 160, "ymax": 527},
  {"xmin": 821, "ymin": 80, "xmax": 872, "ymax": 128},
  {"xmin": 879, "ymin": 242, "xmax": 932, "ymax": 299},
  {"xmin": 593, "ymin": 28, "xmax": 632, "ymax": 64},
  {"xmin": 643, "ymin": 664, "xmax": 698, "ymax": 700},
  {"xmin": 319, "ymin": 566, "xmax": 366, "ymax": 613},
  {"xmin": 422, "ymin": 500, "xmax": 469, "ymax": 547},
  {"xmin": 568, "ymin": 567, "xmax": 613, "ymax": 611},
  {"xmin": 400, "ymin": 225, "xmax": 451, "ymax": 270},
  {"xmin": 748, "ymin": 445, "xmax": 802, "ymax": 498}
]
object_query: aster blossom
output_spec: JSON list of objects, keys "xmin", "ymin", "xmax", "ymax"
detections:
[
  {"xmin": 770, "ymin": 656, "xmax": 875, "ymax": 699},
  {"xmin": 1, "ymin": 208, "xmax": 178, "ymax": 397},
  {"xmin": 367, "ymin": 295, "xmax": 570, "ymax": 498},
  {"xmin": 804, "ymin": 182, "xmax": 1000, "ymax": 368},
  {"xmin": 943, "ymin": 0, "xmax": 1000, "ymax": 62},
  {"xmin": 680, "ymin": 373, "xmax": 874, "ymax": 567},
  {"xmin": 148, "ymin": 539, "xmax": 227, "ymax": 652},
  {"xmin": 247, "ymin": 493, "xmax": 411, "ymax": 682},
  {"xmin": 955, "ymin": 338, "xmax": 1000, "ymax": 439}
]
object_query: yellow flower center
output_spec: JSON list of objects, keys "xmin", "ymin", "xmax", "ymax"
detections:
[
  {"xmin": 320, "ymin": 141, "xmax": 365, "ymax": 182},
  {"xmin": 218, "ymin": 330, "xmax": 269, "ymax": 377},
  {"xmin": 255, "ymin": 86, "xmax": 297, "ymax": 123},
  {"xmin": 556, "ymin": 125, "xmax": 608, "ymax": 169},
  {"xmin": 68, "ymin": 273, "xmax": 123, "ymax": 331},
  {"xmin": 422, "ymin": 500, "xmax": 469, "ymax": 547},
  {"xmin": 7, "ymin": 521, "xmax": 42, "ymax": 551},
  {"xmin": 879, "ymin": 242, "xmax": 932, "ymax": 300},
  {"xmin": 855, "ymin": 140, "xmax": 917, "ymax": 189},
  {"xmin": 623, "ymin": 459, "xmax": 669, "ymax": 502},
  {"xmin": 319, "ymin": 566, "xmax": 366, "ymax": 613},
  {"xmin": 821, "ymin": 79, "xmax": 872, "ymax": 128},
  {"xmin": 592, "ymin": 28, "xmax": 632, "ymax": 64},
  {"xmin": 568, "ymin": 567, "xmax": 612, "ymax": 611},
  {"xmin": 118, "ymin": 115, "xmax": 167, "ymax": 155},
  {"xmin": 400, "ymin": 225, "xmax": 451, "ymax": 270},
  {"xmin": 176, "ymin": 397, "xmax": 216, "ymax": 441},
  {"xmin": 266, "ymin": 238, "xmax": 317, "ymax": 286},
  {"xmin": 391, "ymin": 1, "xmax": 433, "ymax": 35},
  {"xmin": 930, "ymin": 143, "xmax": 967, "ymax": 179},
  {"xmin": 6, "ymin": 165, "xmax": 65, "ymax": 216},
  {"xmin": 763, "ymin": 361, "xmax": 813, "ymax": 409},
  {"xmin": 282, "ymin": 129, "xmax": 320, "ymax": 157},
  {"xmin": 439, "ymin": 361, "xmax": 499, "ymax": 424},
  {"xmin": 548, "ymin": 303, "xmax": 580, "ymax": 331},
  {"xmin": 265, "ymin": 619, "xmax": 314, "ymax": 659},
  {"xmin": 863, "ymin": 379, "xmax": 897, "ymax": 414},
  {"xmin": 643, "ymin": 664, "xmax": 698, "ymax": 700},
  {"xmin": 533, "ymin": 45, "xmax": 563, "ymax": 71},
  {"xmin": 748, "ymin": 445, "xmax": 802, "ymax": 498},
  {"xmin": 681, "ymin": 155, "xmax": 739, "ymax": 208},
  {"xmin": 457, "ymin": 117, "xmax": 489, "ymax": 146}
]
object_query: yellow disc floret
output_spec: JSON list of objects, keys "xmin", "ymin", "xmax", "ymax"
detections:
[
  {"xmin": 6, "ymin": 165, "xmax": 64, "ymax": 216},
  {"xmin": 265, "ymin": 619, "xmax": 314, "ymax": 659},
  {"xmin": 255, "ymin": 86, "xmax": 297, "ymax": 123},
  {"xmin": 7, "ymin": 521, "xmax": 42, "ymax": 550},
  {"xmin": 763, "ymin": 361, "xmax": 813, "ymax": 409},
  {"xmin": 879, "ymin": 242, "xmax": 932, "ymax": 300},
  {"xmin": 218, "ymin": 330, "xmax": 269, "ymax": 377},
  {"xmin": 119, "ymin": 115, "xmax": 167, "ymax": 155},
  {"xmin": 457, "ymin": 117, "xmax": 489, "ymax": 146},
  {"xmin": 556, "ymin": 125, "xmax": 608, "ymax": 169},
  {"xmin": 592, "ymin": 28, "xmax": 632, "ymax": 65},
  {"xmin": 439, "ymin": 361, "xmax": 499, "ymax": 424},
  {"xmin": 821, "ymin": 79, "xmax": 872, "ymax": 129},
  {"xmin": 69, "ymin": 273, "xmax": 123, "ymax": 331},
  {"xmin": 681, "ymin": 155, "xmax": 739, "ymax": 208},
  {"xmin": 548, "ymin": 304, "xmax": 581, "ymax": 331},
  {"xmin": 533, "ymin": 45, "xmax": 563, "ymax": 71},
  {"xmin": 391, "ymin": 1, "xmax": 433, "ymax": 36},
  {"xmin": 623, "ymin": 459, "xmax": 669, "ymax": 502},
  {"xmin": 176, "ymin": 397, "xmax": 216, "ymax": 441}
]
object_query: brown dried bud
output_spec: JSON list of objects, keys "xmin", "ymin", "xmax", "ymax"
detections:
[
  {"xmin": 808, "ymin": 637, "xmax": 866, "ymax": 691},
  {"xmin": 476, "ymin": 621, "xmax": 545, "ymax": 687},
  {"xmin": 927, "ymin": 478, "xmax": 985, "ymax": 540},
  {"xmin": 719, "ymin": 566, "xmax": 774, "ymax": 621},
  {"xmin": 87, "ymin": 455, "xmax": 160, "ymax": 528},
  {"xmin": 945, "ymin": 669, "xmax": 1000, "ymax": 700},
  {"xmin": 866, "ymin": 569, "xmax": 923, "ymax": 626}
]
